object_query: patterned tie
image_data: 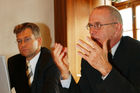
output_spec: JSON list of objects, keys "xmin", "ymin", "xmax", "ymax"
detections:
[{"xmin": 26, "ymin": 61, "xmax": 33, "ymax": 86}]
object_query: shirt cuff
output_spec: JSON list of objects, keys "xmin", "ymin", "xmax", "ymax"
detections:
[
  {"xmin": 101, "ymin": 72, "xmax": 110, "ymax": 80},
  {"xmin": 60, "ymin": 75, "xmax": 71, "ymax": 88}
]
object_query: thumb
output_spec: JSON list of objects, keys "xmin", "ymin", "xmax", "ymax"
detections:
[{"xmin": 103, "ymin": 39, "xmax": 108, "ymax": 56}]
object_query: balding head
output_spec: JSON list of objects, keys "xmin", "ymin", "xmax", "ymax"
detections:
[{"xmin": 91, "ymin": 5, "xmax": 123, "ymax": 24}]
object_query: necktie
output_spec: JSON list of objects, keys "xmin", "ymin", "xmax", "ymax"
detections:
[
  {"xmin": 108, "ymin": 52, "xmax": 113, "ymax": 63},
  {"xmin": 26, "ymin": 61, "xmax": 33, "ymax": 86}
]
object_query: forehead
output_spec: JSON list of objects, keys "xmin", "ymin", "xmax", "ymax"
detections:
[
  {"xmin": 16, "ymin": 28, "xmax": 33, "ymax": 38},
  {"xmin": 89, "ymin": 9, "xmax": 113, "ymax": 23}
]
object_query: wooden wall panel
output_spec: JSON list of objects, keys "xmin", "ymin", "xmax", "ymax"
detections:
[
  {"xmin": 67, "ymin": 0, "xmax": 95, "ymax": 82},
  {"xmin": 54, "ymin": 0, "xmax": 67, "ymax": 46}
]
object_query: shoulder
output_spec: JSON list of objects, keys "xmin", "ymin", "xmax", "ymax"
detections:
[
  {"xmin": 39, "ymin": 47, "xmax": 55, "ymax": 66},
  {"xmin": 8, "ymin": 54, "xmax": 24, "ymax": 61},
  {"xmin": 40, "ymin": 47, "xmax": 52, "ymax": 61},
  {"xmin": 40, "ymin": 47, "xmax": 51, "ymax": 55},
  {"xmin": 117, "ymin": 36, "xmax": 140, "ymax": 59},
  {"xmin": 118, "ymin": 36, "xmax": 140, "ymax": 52},
  {"xmin": 8, "ymin": 54, "xmax": 25, "ymax": 64},
  {"xmin": 121, "ymin": 36, "xmax": 140, "ymax": 47},
  {"xmin": 39, "ymin": 47, "xmax": 60, "ymax": 74}
]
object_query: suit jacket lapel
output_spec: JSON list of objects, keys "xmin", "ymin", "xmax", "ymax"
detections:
[
  {"xmin": 31, "ymin": 48, "xmax": 53, "ymax": 92},
  {"xmin": 33, "ymin": 48, "xmax": 53, "ymax": 80},
  {"xmin": 113, "ymin": 36, "xmax": 127, "ymax": 60},
  {"xmin": 18, "ymin": 55, "xmax": 31, "ymax": 92}
]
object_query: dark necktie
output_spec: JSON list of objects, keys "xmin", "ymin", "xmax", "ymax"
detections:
[{"xmin": 108, "ymin": 52, "xmax": 113, "ymax": 63}]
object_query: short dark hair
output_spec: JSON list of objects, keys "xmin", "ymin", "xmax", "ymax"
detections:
[{"xmin": 13, "ymin": 22, "xmax": 41, "ymax": 38}]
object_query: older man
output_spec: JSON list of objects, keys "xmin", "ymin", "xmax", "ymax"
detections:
[{"xmin": 52, "ymin": 5, "xmax": 140, "ymax": 93}]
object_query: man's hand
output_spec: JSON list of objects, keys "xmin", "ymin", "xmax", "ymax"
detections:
[
  {"xmin": 52, "ymin": 43, "xmax": 70, "ymax": 79},
  {"xmin": 76, "ymin": 36, "xmax": 112, "ymax": 76}
]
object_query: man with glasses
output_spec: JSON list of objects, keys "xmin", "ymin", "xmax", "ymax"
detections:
[
  {"xmin": 8, "ymin": 22, "xmax": 60, "ymax": 93},
  {"xmin": 52, "ymin": 5, "xmax": 140, "ymax": 93}
]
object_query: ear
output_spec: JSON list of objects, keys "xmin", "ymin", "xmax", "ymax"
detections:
[
  {"xmin": 114, "ymin": 23, "xmax": 123, "ymax": 37},
  {"xmin": 37, "ymin": 37, "xmax": 42, "ymax": 45}
]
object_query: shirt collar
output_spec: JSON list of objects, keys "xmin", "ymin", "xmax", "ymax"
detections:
[
  {"xmin": 111, "ymin": 40, "xmax": 120, "ymax": 56},
  {"xmin": 30, "ymin": 51, "xmax": 41, "ymax": 65},
  {"xmin": 27, "ymin": 51, "xmax": 41, "ymax": 75}
]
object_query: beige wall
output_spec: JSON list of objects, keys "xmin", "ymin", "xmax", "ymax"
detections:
[{"xmin": 0, "ymin": 0, "xmax": 54, "ymax": 60}]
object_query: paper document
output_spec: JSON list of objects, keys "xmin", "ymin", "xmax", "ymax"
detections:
[{"xmin": 0, "ymin": 56, "xmax": 11, "ymax": 93}]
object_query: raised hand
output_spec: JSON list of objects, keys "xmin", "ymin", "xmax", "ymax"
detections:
[
  {"xmin": 52, "ymin": 43, "xmax": 70, "ymax": 79},
  {"xmin": 76, "ymin": 36, "xmax": 112, "ymax": 76}
]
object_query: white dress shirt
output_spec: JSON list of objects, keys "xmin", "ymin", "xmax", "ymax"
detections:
[{"xmin": 26, "ymin": 51, "xmax": 41, "ymax": 84}]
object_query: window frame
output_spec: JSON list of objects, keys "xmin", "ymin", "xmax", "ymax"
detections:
[{"xmin": 113, "ymin": 0, "xmax": 140, "ymax": 39}]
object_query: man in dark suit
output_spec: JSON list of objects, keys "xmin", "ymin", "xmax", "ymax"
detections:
[
  {"xmin": 52, "ymin": 5, "xmax": 140, "ymax": 93},
  {"xmin": 8, "ymin": 22, "xmax": 60, "ymax": 93}
]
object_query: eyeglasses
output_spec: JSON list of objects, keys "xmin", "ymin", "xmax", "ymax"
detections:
[{"xmin": 86, "ymin": 22, "xmax": 118, "ymax": 30}]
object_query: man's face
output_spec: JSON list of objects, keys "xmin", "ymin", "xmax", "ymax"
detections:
[
  {"xmin": 89, "ymin": 9, "xmax": 117, "ymax": 47},
  {"xmin": 16, "ymin": 28, "xmax": 41, "ymax": 59}
]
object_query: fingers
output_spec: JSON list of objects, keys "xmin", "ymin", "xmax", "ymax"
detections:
[
  {"xmin": 103, "ymin": 39, "xmax": 108, "ymax": 55},
  {"xmin": 76, "ymin": 43, "xmax": 91, "ymax": 56},
  {"xmin": 63, "ymin": 47, "xmax": 69, "ymax": 66},
  {"xmin": 77, "ymin": 51, "xmax": 89, "ymax": 61},
  {"xmin": 53, "ymin": 43, "xmax": 66, "ymax": 59},
  {"xmin": 52, "ymin": 43, "xmax": 69, "ymax": 68},
  {"xmin": 86, "ymin": 36, "xmax": 101, "ymax": 50},
  {"xmin": 76, "ymin": 38, "xmax": 95, "ymax": 61},
  {"xmin": 76, "ymin": 37, "xmax": 99, "ymax": 57},
  {"xmin": 53, "ymin": 43, "xmax": 63, "ymax": 56},
  {"xmin": 52, "ymin": 43, "xmax": 70, "ymax": 79},
  {"xmin": 52, "ymin": 43, "xmax": 63, "ymax": 65},
  {"xmin": 63, "ymin": 47, "xmax": 67, "ymax": 53}
]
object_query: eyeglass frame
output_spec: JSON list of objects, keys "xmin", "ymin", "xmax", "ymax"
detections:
[{"xmin": 86, "ymin": 22, "xmax": 118, "ymax": 30}]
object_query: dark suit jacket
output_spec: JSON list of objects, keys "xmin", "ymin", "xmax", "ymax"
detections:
[
  {"xmin": 60, "ymin": 36, "xmax": 140, "ymax": 93},
  {"xmin": 8, "ymin": 47, "xmax": 60, "ymax": 93}
]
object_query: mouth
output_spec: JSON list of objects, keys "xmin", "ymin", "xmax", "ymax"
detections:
[
  {"xmin": 91, "ymin": 37, "xmax": 102, "ymax": 48},
  {"xmin": 20, "ymin": 48, "xmax": 28, "ymax": 53}
]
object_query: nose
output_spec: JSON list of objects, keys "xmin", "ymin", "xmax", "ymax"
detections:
[
  {"xmin": 89, "ymin": 29, "xmax": 97, "ymax": 35},
  {"xmin": 18, "ymin": 40, "xmax": 26, "ymax": 48}
]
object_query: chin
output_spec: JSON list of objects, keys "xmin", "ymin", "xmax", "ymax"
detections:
[{"xmin": 20, "ymin": 52, "xmax": 28, "ymax": 57}]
